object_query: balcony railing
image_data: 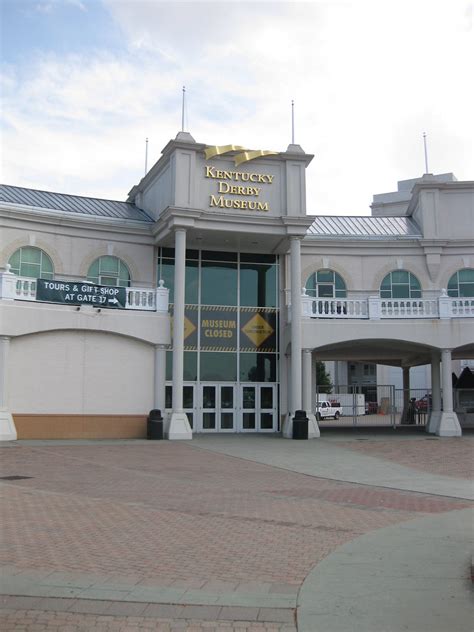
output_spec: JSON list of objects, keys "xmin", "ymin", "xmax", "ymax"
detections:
[
  {"xmin": 0, "ymin": 268, "xmax": 169, "ymax": 313},
  {"xmin": 300, "ymin": 291, "xmax": 473, "ymax": 320}
]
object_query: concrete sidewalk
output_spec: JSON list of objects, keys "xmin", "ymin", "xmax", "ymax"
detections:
[
  {"xmin": 1, "ymin": 434, "xmax": 472, "ymax": 631},
  {"xmin": 189, "ymin": 433, "xmax": 474, "ymax": 500}
]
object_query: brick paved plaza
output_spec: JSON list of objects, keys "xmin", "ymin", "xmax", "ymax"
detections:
[{"xmin": 1, "ymin": 435, "xmax": 472, "ymax": 631}]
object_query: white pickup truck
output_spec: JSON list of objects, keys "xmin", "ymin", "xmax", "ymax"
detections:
[{"xmin": 315, "ymin": 400, "xmax": 343, "ymax": 420}]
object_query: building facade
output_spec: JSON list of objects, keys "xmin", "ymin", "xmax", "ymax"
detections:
[{"xmin": 1, "ymin": 132, "xmax": 473, "ymax": 440}]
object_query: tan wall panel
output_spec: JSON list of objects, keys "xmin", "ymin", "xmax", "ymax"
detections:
[
  {"xmin": 10, "ymin": 331, "xmax": 155, "ymax": 414},
  {"xmin": 14, "ymin": 414, "xmax": 148, "ymax": 439}
]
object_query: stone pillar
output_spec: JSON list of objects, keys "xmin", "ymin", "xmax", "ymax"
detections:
[
  {"xmin": 0, "ymin": 336, "xmax": 17, "ymax": 441},
  {"xmin": 283, "ymin": 237, "xmax": 302, "ymax": 438},
  {"xmin": 153, "ymin": 344, "xmax": 167, "ymax": 412},
  {"xmin": 426, "ymin": 351, "xmax": 441, "ymax": 434},
  {"xmin": 302, "ymin": 349, "xmax": 320, "ymax": 438},
  {"xmin": 401, "ymin": 366, "xmax": 411, "ymax": 424},
  {"xmin": 168, "ymin": 228, "xmax": 192, "ymax": 440},
  {"xmin": 437, "ymin": 349, "xmax": 461, "ymax": 437}
]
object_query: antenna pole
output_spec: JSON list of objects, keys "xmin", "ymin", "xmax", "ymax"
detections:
[
  {"xmin": 144, "ymin": 138, "xmax": 149, "ymax": 176},
  {"xmin": 291, "ymin": 100, "xmax": 295, "ymax": 144},
  {"xmin": 181, "ymin": 86, "xmax": 186, "ymax": 132},
  {"xmin": 423, "ymin": 132, "xmax": 429, "ymax": 174}
]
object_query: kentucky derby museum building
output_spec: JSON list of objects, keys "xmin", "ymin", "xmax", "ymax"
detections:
[{"xmin": 1, "ymin": 131, "xmax": 473, "ymax": 441}]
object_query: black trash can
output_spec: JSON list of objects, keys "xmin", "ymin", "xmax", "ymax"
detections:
[
  {"xmin": 292, "ymin": 410, "xmax": 309, "ymax": 440},
  {"xmin": 147, "ymin": 409, "xmax": 164, "ymax": 440}
]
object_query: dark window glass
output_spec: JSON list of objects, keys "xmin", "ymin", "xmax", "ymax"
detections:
[
  {"xmin": 240, "ymin": 253, "xmax": 277, "ymax": 264},
  {"xmin": 243, "ymin": 413, "xmax": 256, "ymax": 429},
  {"xmin": 305, "ymin": 270, "xmax": 346, "ymax": 298},
  {"xmin": 260, "ymin": 386, "xmax": 273, "ymax": 409},
  {"xmin": 202, "ymin": 386, "xmax": 216, "ymax": 408},
  {"xmin": 200, "ymin": 352, "xmax": 237, "ymax": 381},
  {"xmin": 240, "ymin": 264, "xmax": 277, "ymax": 307},
  {"xmin": 201, "ymin": 262, "xmax": 237, "ymax": 305},
  {"xmin": 166, "ymin": 351, "xmax": 172, "ymax": 381},
  {"xmin": 160, "ymin": 261, "xmax": 175, "ymax": 302},
  {"xmin": 221, "ymin": 413, "xmax": 234, "ymax": 429},
  {"xmin": 243, "ymin": 387, "xmax": 256, "ymax": 409},
  {"xmin": 160, "ymin": 247, "xmax": 175, "ymax": 258},
  {"xmin": 221, "ymin": 386, "xmax": 234, "ymax": 409},
  {"xmin": 260, "ymin": 412, "xmax": 273, "ymax": 429},
  {"xmin": 239, "ymin": 353, "xmax": 277, "ymax": 382},
  {"xmin": 165, "ymin": 385, "xmax": 172, "ymax": 409},
  {"xmin": 203, "ymin": 413, "xmax": 216, "ymax": 429},
  {"xmin": 202, "ymin": 250, "xmax": 237, "ymax": 262},
  {"xmin": 183, "ymin": 386, "xmax": 194, "ymax": 408},
  {"xmin": 184, "ymin": 352, "xmax": 197, "ymax": 381}
]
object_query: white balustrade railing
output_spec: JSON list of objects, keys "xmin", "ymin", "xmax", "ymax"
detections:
[
  {"xmin": 0, "ymin": 269, "xmax": 169, "ymax": 313},
  {"xmin": 379, "ymin": 298, "xmax": 439, "ymax": 319},
  {"xmin": 305, "ymin": 297, "xmax": 369, "ymax": 319},
  {"xmin": 126, "ymin": 288, "xmax": 156, "ymax": 311},
  {"xmin": 449, "ymin": 298, "xmax": 474, "ymax": 317}
]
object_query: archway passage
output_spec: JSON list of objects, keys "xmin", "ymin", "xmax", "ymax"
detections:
[{"xmin": 308, "ymin": 339, "xmax": 469, "ymax": 434}]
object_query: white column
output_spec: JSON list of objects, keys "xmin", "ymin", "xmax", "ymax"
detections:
[
  {"xmin": 0, "ymin": 336, "xmax": 17, "ymax": 441},
  {"xmin": 427, "ymin": 351, "xmax": 441, "ymax": 433},
  {"xmin": 437, "ymin": 349, "xmax": 461, "ymax": 437},
  {"xmin": 283, "ymin": 236, "xmax": 302, "ymax": 438},
  {"xmin": 168, "ymin": 228, "xmax": 192, "ymax": 440},
  {"xmin": 290, "ymin": 237, "xmax": 302, "ymax": 413},
  {"xmin": 153, "ymin": 344, "xmax": 167, "ymax": 412},
  {"xmin": 302, "ymin": 349, "xmax": 320, "ymax": 438}
]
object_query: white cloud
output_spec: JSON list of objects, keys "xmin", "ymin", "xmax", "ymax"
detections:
[{"xmin": 2, "ymin": 0, "xmax": 473, "ymax": 213}]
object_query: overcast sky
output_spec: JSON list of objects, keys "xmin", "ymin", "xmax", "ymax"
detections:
[{"xmin": 1, "ymin": 0, "xmax": 473, "ymax": 215}]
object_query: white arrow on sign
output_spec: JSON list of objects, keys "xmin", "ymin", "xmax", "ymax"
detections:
[{"xmin": 108, "ymin": 297, "xmax": 119, "ymax": 305}]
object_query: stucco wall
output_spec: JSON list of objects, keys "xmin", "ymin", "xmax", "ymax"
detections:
[{"xmin": 9, "ymin": 330, "xmax": 154, "ymax": 415}]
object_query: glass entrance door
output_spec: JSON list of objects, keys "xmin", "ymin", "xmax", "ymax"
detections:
[
  {"xmin": 240, "ymin": 384, "xmax": 277, "ymax": 432},
  {"xmin": 200, "ymin": 384, "xmax": 236, "ymax": 432}
]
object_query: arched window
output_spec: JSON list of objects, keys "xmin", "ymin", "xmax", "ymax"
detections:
[
  {"xmin": 87, "ymin": 256, "xmax": 131, "ymax": 287},
  {"xmin": 8, "ymin": 246, "xmax": 54, "ymax": 279},
  {"xmin": 380, "ymin": 270, "xmax": 421, "ymax": 299},
  {"xmin": 305, "ymin": 269, "xmax": 347, "ymax": 298},
  {"xmin": 447, "ymin": 268, "xmax": 474, "ymax": 297}
]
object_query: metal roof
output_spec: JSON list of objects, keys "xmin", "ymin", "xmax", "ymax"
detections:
[
  {"xmin": 306, "ymin": 215, "xmax": 422, "ymax": 239},
  {"xmin": 0, "ymin": 184, "xmax": 154, "ymax": 223}
]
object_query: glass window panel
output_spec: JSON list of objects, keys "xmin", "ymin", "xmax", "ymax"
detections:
[
  {"xmin": 335, "ymin": 274, "xmax": 346, "ymax": 290},
  {"xmin": 392, "ymin": 270, "xmax": 409, "ymax": 283},
  {"xmin": 22, "ymin": 248, "xmax": 41, "ymax": 264},
  {"xmin": 380, "ymin": 290, "xmax": 391, "ymax": 298},
  {"xmin": 100, "ymin": 256, "xmax": 119, "ymax": 274},
  {"xmin": 185, "ymin": 261, "xmax": 199, "ymax": 304},
  {"xmin": 200, "ymin": 352, "xmax": 237, "ymax": 381},
  {"xmin": 202, "ymin": 386, "xmax": 216, "ymax": 408},
  {"xmin": 460, "ymin": 283, "xmax": 474, "ymax": 297},
  {"xmin": 165, "ymin": 386, "xmax": 172, "ymax": 409},
  {"xmin": 41, "ymin": 256, "xmax": 53, "ymax": 275},
  {"xmin": 380, "ymin": 275, "xmax": 391, "ymax": 289},
  {"xmin": 221, "ymin": 413, "xmax": 234, "ymax": 429},
  {"xmin": 410, "ymin": 278, "xmax": 421, "ymax": 290},
  {"xmin": 447, "ymin": 277, "xmax": 458, "ymax": 290},
  {"xmin": 203, "ymin": 413, "xmax": 216, "ymax": 429},
  {"xmin": 183, "ymin": 352, "xmax": 197, "ymax": 381},
  {"xmin": 166, "ymin": 351, "xmax": 172, "ymax": 381},
  {"xmin": 243, "ymin": 387, "xmax": 256, "ymax": 409},
  {"xmin": 160, "ymin": 261, "xmax": 175, "ymax": 303},
  {"xmin": 318, "ymin": 284, "xmax": 334, "ymax": 297},
  {"xmin": 161, "ymin": 247, "xmax": 175, "ymax": 258},
  {"xmin": 317, "ymin": 270, "xmax": 334, "ymax": 282},
  {"xmin": 459, "ymin": 269, "xmax": 474, "ymax": 282},
  {"xmin": 100, "ymin": 276, "xmax": 117, "ymax": 286},
  {"xmin": 9, "ymin": 250, "xmax": 20, "ymax": 272},
  {"xmin": 335, "ymin": 289, "xmax": 346, "ymax": 298},
  {"xmin": 392, "ymin": 285, "xmax": 409, "ymax": 298},
  {"xmin": 187, "ymin": 413, "xmax": 193, "ymax": 429},
  {"xmin": 21, "ymin": 263, "xmax": 40, "ymax": 277},
  {"xmin": 186, "ymin": 249, "xmax": 199, "ymax": 260},
  {"xmin": 260, "ymin": 413, "xmax": 273, "ymax": 429},
  {"xmin": 240, "ymin": 353, "xmax": 277, "ymax": 382},
  {"xmin": 447, "ymin": 288, "xmax": 457, "ymax": 297},
  {"xmin": 240, "ymin": 253, "xmax": 276, "ymax": 263},
  {"xmin": 202, "ymin": 250, "xmax": 237, "ymax": 262},
  {"xmin": 240, "ymin": 264, "xmax": 277, "ymax": 307},
  {"xmin": 260, "ymin": 387, "xmax": 273, "ymax": 409},
  {"xmin": 201, "ymin": 262, "xmax": 237, "ymax": 305},
  {"xmin": 221, "ymin": 386, "xmax": 234, "ymax": 409},
  {"xmin": 183, "ymin": 386, "xmax": 194, "ymax": 409},
  {"xmin": 305, "ymin": 274, "xmax": 316, "ymax": 295},
  {"xmin": 243, "ymin": 413, "xmax": 256, "ymax": 429},
  {"xmin": 88, "ymin": 260, "xmax": 99, "ymax": 278}
]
